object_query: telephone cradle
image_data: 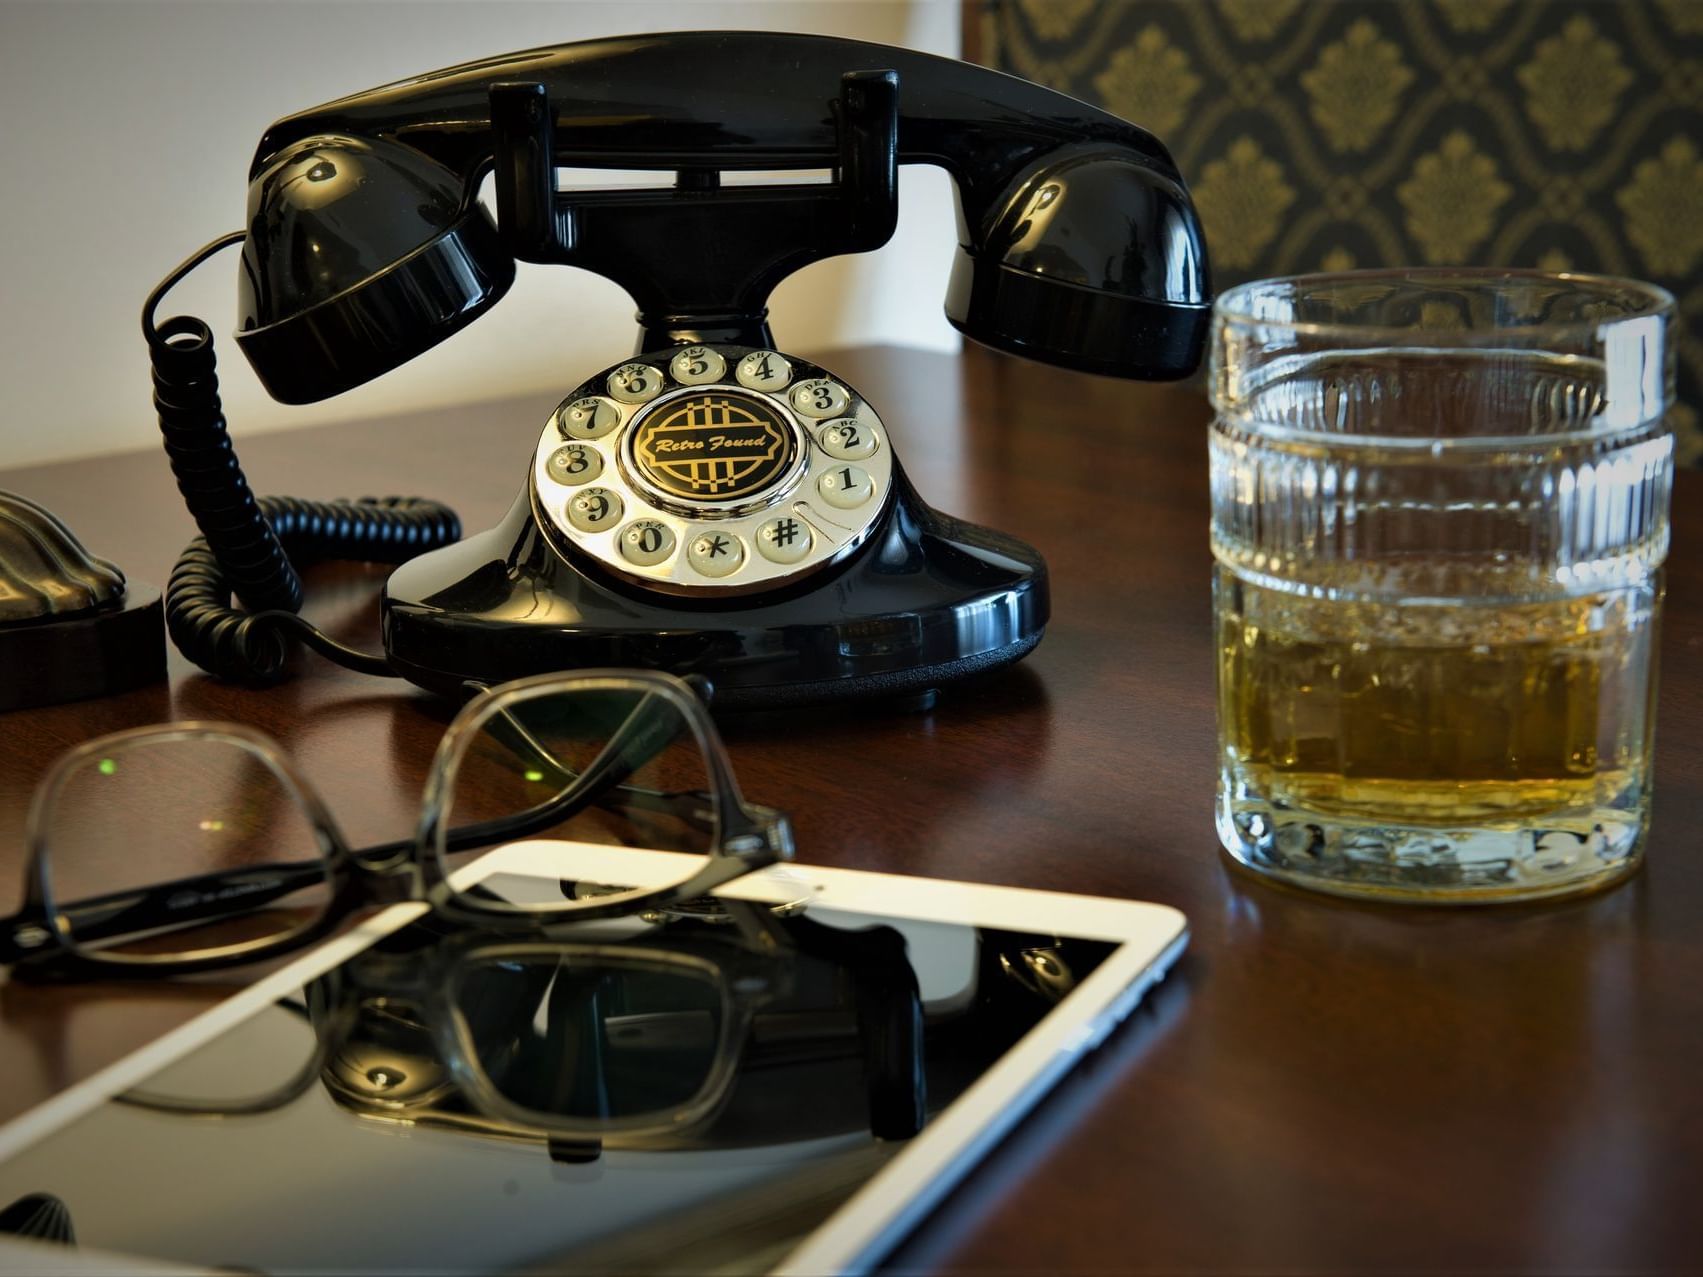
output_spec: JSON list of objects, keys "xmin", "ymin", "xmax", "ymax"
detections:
[{"xmin": 144, "ymin": 32, "xmax": 1210, "ymax": 709}]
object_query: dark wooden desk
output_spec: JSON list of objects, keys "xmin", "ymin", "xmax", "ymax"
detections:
[{"xmin": 2, "ymin": 345, "xmax": 1700, "ymax": 1273}]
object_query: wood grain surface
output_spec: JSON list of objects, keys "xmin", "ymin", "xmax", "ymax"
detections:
[{"xmin": 2, "ymin": 344, "xmax": 1699, "ymax": 1273}]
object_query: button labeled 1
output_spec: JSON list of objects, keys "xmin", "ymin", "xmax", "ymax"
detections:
[{"xmin": 817, "ymin": 464, "xmax": 873, "ymax": 509}]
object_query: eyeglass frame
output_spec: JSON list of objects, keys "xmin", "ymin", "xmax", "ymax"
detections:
[{"xmin": 1, "ymin": 670, "xmax": 794, "ymax": 980}]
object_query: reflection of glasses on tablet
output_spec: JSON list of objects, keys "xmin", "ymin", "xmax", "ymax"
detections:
[
  {"xmin": 0, "ymin": 670, "xmax": 792, "ymax": 980},
  {"xmin": 124, "ymin": 908, "xmax": 800, "ymax": 1140},
  {"xmin": 121, "ymin": 905, "xmax": 930, "ymax": 1143}
]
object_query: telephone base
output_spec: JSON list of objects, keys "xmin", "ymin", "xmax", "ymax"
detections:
[{"xmin": 382, "ymin": 475, "xmax": 1048, "ymax": 711}]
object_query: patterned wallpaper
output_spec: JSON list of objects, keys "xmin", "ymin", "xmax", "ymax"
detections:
[{"xmin": 977, "ymin": 0, "xmax": 1703, "ymax": 461}]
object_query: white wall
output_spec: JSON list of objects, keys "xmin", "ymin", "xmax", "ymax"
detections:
[{"xmin": 0, "ymin": 0, "xmax": 962, "ymax": 468}]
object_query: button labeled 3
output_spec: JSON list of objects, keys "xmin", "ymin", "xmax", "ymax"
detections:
[{"xmin": 791, "ymin": 379, "xmax": 849, "ymax": 418}]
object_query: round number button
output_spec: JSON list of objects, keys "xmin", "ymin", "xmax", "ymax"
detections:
[
  {"xmin": 546, "ymin": 444, "xmax": 603, "ymax": 485},
  {"xmin": 791, "ymin": 379, "xmax": 849, "ymax": 419},
  {"xmin": 669, "ymin": 346, "xmax": 727, "ymax": 386},
  {"xmin": 817, "ymin": 464, "xmax": 874, "ymax": 509},
  {"xmin": 735, "ymin": 351, "xmax": 792, "ymax": 392},
  {"xmin": 687, "ymin": 531, "xmax": 745, "ymax": 578},
  {"xmin": 607, "ymin": 363, "xmax": 664, "ymax": 405},
  {"xmin": 566, "ymin": 487, "xmax": 622, "ymax": 533},
  {"xmin": 560, "ymin": 396, "xmax": 620, "ymax": 440},
  {"xmin": 756, "ymin": 515, "xmax": 812, "ymax": 564},
  {"xmin": 619, "ymin": 519, "xmax": 676, "ymax": 567},
  {"xmin": 818, "ymin": 418, "xmax": 879, "ymax": 461}
]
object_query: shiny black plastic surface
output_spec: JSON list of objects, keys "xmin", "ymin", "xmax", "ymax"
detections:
[
  {"xmin": 0, "ymin": 884, "xmax": 1118, "ymax": 1274},
  {"xmin": 384, "ymin": 468, "xmax": 1047, "ymax": 709},
  {"xmin": 236, "ymin": 31, "xmax": 1210, "ymax": 400}
]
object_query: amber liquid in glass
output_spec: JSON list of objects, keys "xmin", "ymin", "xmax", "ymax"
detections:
[{"xmin": 1215, "ymin": 568, "xmax": 1659, "ymax": 897}]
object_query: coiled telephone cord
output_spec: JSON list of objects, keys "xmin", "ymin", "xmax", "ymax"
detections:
[{"xmin": 144, "ymin": 232, "xmax": 461, "ymax": 683}]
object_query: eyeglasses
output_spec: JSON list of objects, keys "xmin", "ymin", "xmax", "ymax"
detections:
[{"xmin": 1, "ymin": 671, "xmax": 793, "ymax": 979}]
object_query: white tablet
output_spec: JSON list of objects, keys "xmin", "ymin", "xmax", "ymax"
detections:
[{"xmin": 0, "ymin": 843, "xmax": 1185, "ymax": 1276}]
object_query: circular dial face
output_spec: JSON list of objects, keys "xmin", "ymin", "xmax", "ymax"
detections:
[
  {"xmin": 628, "ymin": 392, "xmax": 796, "ymax": 504},
  {"xmin": 530, "ymin": 345, "xmax": 892, "ymax": 596}
]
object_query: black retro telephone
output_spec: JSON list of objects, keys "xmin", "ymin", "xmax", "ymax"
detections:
[{"xmin": 147, "ymin": 32, "xmax": 1209, "ymax": 709}]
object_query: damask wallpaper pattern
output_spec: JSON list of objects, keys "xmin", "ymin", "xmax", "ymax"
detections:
[{"xmin": 979, "ymin": 0, "xmax": 1703, "ymax": 461}]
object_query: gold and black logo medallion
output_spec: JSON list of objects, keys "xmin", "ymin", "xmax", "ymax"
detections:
[{"xmin": 630, "ymin": 392, "xmax": 795, "ymax": 502}]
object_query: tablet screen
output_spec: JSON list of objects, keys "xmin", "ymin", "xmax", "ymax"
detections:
[{"xmin": 0, "ymin": 872, "xmax": 1119, "ymax": 1274}]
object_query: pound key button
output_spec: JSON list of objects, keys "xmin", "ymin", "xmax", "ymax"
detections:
[
  {"xmin": 817, "ymin": 464, "xmax": 874, "ymax": 510},
  {"xmin": 756, "ymin": 515, "xmax": 812, "ymax": 565},
  {"xmin": 607, "ymin": 363, "xmax": 664, "ymax": 405},
  {"xmin": 546, "ymin": 444, "xmax": 603, "ymax": 486},
  {"xmin": 688, "ymin": 531, "xmax": 745, "ymax": 578},
  {"xmin": 735, "ymin": 351, "xmax": 792, "ymax": 393}
]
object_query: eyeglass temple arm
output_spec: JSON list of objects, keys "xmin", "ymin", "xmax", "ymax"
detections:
[
  {"xmin": 428, "ymin": 693, "xmax": 738, "ymax": 856},
  {"xmin": 1, "ymin": 861, "xmax": 324, "ymax": 963}
]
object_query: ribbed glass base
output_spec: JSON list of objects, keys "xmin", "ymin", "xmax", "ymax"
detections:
[{"xmin": 1216, "ymin": 765, "xmax": 1647, "ymax": 904}]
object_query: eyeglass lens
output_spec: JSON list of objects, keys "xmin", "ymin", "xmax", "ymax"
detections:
[
  {"xmin": 41, "ymin": 736, "xmax": 333, "ymax": 959},
  {"xmin": 435, "ymin": 687, "xmax": 716, "ymax": 908},
  {"xmin": 452, "ymin": 953, "xmax": 728, "ymax": 1123}
]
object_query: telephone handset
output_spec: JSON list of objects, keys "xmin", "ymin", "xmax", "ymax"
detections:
[{"xmin": 147, "ymin": 32, "xmax": 1210, "ymax": 708}]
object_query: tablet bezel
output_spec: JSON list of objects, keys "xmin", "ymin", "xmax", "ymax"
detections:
[{"xmin": 0, "ymin": 842, "xmax": 1186, "ymax": 1275}]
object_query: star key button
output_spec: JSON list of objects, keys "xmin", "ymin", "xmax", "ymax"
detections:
[{"xmin": 687, "ymin": 530, "xmax": 744, "ymax": 578}]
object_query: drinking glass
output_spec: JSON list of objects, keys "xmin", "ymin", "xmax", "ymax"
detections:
[{"xmin": 1210, "ymin": 270, "xmax": 1674, "ymax": 903}]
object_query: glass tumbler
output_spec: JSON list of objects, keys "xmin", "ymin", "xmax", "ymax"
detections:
[{"xmin": 1210, "ymin": 271, "xmax": 1675, "ymax": 903}]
